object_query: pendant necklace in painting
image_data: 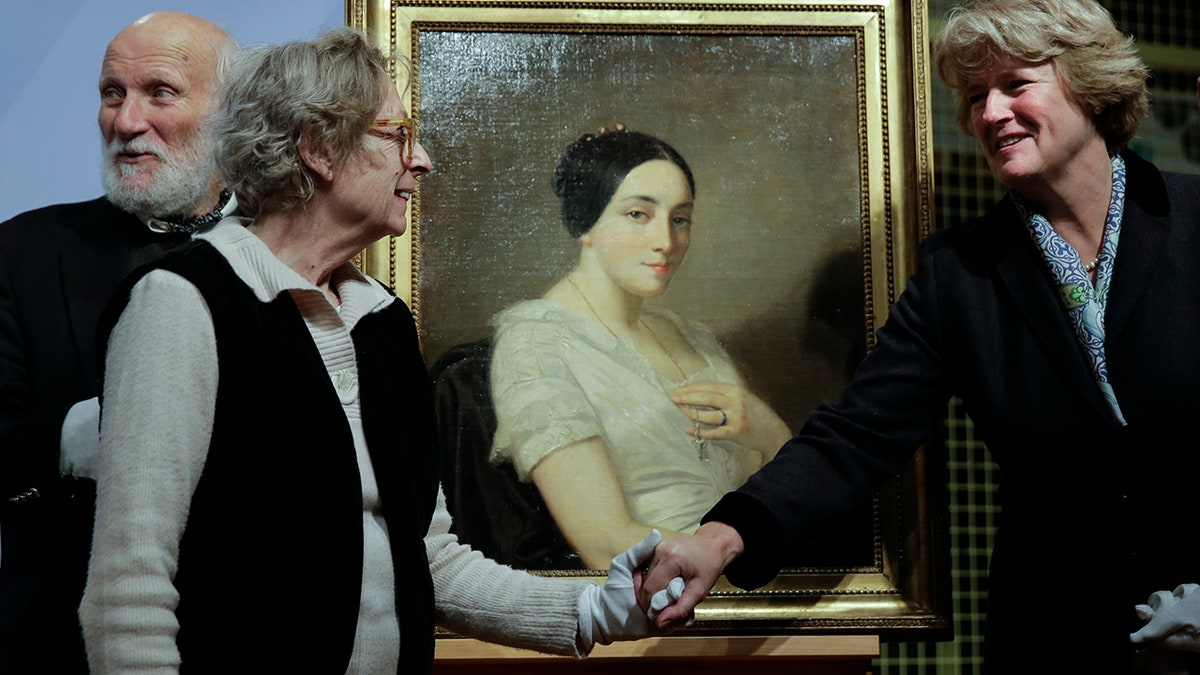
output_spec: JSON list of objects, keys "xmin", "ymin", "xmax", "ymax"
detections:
[
  {"xmin": 642, "ymin": 320, "xmax": 709, "ymax": 461},
  {"xmin": 567, "ymin": 275, "xmax": 709, "ymax": 461}
]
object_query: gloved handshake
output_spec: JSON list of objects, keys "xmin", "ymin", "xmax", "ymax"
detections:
[{"xmin": 577, "ymin": 529, "xmax": 689, "ymax": 650}]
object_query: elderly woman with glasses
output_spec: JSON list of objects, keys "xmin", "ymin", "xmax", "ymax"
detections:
[{"xmin": 79, "ymin": 27, "xmax": 679, "ymax": 674}]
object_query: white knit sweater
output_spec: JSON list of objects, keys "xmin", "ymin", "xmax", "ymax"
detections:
[{"xmin": 79, "ymin": 219, "xmax": 590, "ymax": 674}]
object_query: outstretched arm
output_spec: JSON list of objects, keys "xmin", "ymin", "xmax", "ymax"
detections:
[
  {"xmin": 635, "ymin": 520, "xmax": 745, "ymax": 628},
  {"xmin": 530, "ymin": 437, "xmax": 686, "ymax": 569},
  {"xmin": 427, "ymin": 486, "xmax": 682, "ymax": 657}
]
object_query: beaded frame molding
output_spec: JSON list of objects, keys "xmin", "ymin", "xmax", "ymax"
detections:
[{"xmin": 350, "ymin": 0, "xmax": 947, "ymax": 643}]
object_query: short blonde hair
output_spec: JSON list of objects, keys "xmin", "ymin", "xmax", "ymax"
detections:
[
  {"xmin": 933, "ymin": 0, "xmax": 1149, "ymax": 152},
  {"xmin": 211, "ymin": 27, "xmax": 404, "ymax": 215}
]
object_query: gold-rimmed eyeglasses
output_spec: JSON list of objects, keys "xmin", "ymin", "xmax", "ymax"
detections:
[{"xmin": 368, "ymin": 118, "xmax": 415, "ymax": 164}]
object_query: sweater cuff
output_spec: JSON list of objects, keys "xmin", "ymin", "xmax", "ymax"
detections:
[{"xmin": 702, "ymin": 492, "xmax": 785, "ymax": 590}]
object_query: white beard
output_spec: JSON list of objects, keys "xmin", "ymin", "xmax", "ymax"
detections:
[{"xmin": 101, "ymin": 129, "xmax": 217, "ymax": 219}]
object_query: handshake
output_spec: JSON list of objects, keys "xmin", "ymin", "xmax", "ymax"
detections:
[
  {"xmin": 578, "ymin": 529, "xmax": 689, "ymax": 649},
  {"xmin": 579, "ymin": 521, "xmax": 746, "ymax": 650}
]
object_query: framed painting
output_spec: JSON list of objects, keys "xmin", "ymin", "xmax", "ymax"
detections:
[{"xmin": 348, "ymin": 0, "xmax": 948, "ymax": 640}]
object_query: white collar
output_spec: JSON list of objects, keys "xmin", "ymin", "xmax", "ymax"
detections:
[{"xmin": 197, "ymin": 218, "xmax": 396, "ymax": 327}]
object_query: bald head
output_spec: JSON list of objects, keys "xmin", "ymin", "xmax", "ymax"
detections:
[
  {"xmin": 98, "ymin": 12, "xmax": 238, "ymax": 219},
  {"xmin": 109, "ymin": 12, "xmax": 235, "ymax": 83}
]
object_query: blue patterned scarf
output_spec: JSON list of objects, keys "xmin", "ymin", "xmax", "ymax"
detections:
[{"xmin": 1016, "ymin": 154, "xmax": 1127, "ymax": 425}]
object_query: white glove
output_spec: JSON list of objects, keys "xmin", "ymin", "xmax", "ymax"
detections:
[
  {"xmin": 647, "ymin": 576, "xmax": 686, "ymax": 622},
  {"xmin": 1131, "ymin": 583, "xmax": 1200, "ymax": 653},
  {"xmin": 59, "ymin": 397, "xmax": 101, "ymax": 479},
  {"xmin": 577, "ymin": 529, "xmax": 685, "ymax": 650}
]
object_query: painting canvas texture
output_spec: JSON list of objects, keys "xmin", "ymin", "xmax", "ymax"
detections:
[{"xmin": 413, "ymin": 28, "xmax": 875, "ymax": 572}]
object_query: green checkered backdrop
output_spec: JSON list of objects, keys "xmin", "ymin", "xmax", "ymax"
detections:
[{"xmin": 876, "ymin": 1, "xmax": 1200, "ymax": 672}]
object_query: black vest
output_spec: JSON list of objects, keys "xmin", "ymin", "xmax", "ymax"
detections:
[{"xmin": 99, "ymin": 240, "xmax": 439, "ymax": 673}]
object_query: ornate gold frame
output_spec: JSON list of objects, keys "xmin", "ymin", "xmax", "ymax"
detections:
[{"xmin": 348, "ymin": 0, "xmax": 947, "ymax": 639}]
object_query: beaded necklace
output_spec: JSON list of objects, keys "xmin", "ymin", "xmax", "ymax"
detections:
[{"xmin": 153, "ymin": 189, "xmax": 232, "ymax": 234}]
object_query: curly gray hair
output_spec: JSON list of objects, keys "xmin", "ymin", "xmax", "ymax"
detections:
[{"xmin": 211, "ymin": 27, "xmax": 405, "ymax": 215}]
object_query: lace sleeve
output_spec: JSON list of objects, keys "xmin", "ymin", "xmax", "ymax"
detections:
[{"xmin": 489, "ymin": 315, "xmax": 602, "ymax": 480}]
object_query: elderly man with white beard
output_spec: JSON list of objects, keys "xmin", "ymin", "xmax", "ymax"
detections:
[{"xmin": 0, "ymin": 12, "xmax": 238, "ymax": 674}]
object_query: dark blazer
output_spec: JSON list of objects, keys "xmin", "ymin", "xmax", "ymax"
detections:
[
  {"xmin": 0, "ymin": 197, "xmax": 191, "ymax": 674},
  {"xmin": 707, "ymin": 151, "xmax": 1200, "ymax": 673}
]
